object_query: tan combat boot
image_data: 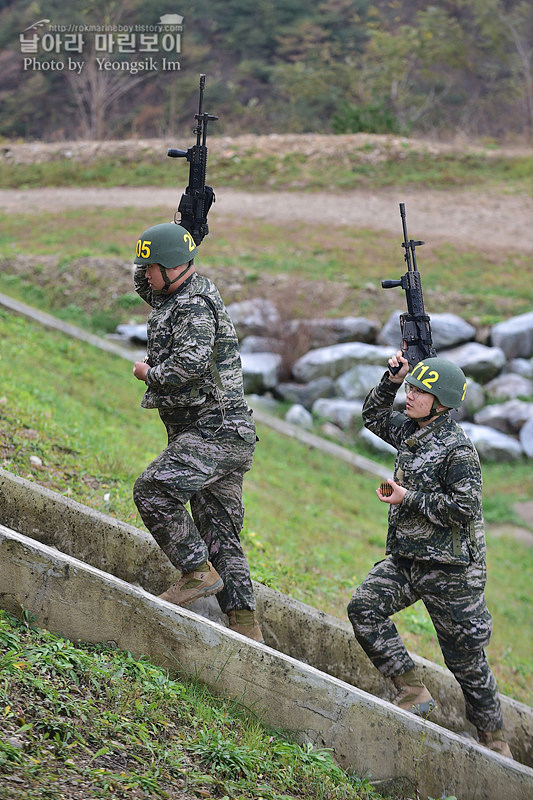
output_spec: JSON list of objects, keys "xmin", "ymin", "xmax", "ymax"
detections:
[
  {"xmin": 392, "ymin": 669, "xmax": 436, "ymax": 717},
  {"xmin": 227, "ymin": 609, "xmax": 264, "ymax": 643},
  {"xmin": 158, "ymin": 562, "xmax": 223, "ymax": 607},
  {"xmin": 477, "ymin": 729, "xmax": 513, "ymax": 759}
]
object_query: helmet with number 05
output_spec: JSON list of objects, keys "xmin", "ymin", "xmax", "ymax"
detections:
[
  {"xmin": 134, "ymin": 223, "xmax": 198, "ymax": 268},
  {"xmin": 405, "ymin": 358, "xmax": 467, "ymax": 408}
]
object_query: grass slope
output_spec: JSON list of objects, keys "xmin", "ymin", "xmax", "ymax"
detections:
[
  {"xmin": 0, "ymin": 610, "xmax": 381, "ymax": 800},
  {"xmin": 0, "ymin": 310, "xmax": 531, "ymax": 709}
]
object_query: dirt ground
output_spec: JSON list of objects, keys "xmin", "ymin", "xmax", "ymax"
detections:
[
  {"xmin": 1, "ymin": 133, "xmax": 532, "ymax": 253},
  {"xmin": 1, "ymin": 184, "xmax": 532, "ymax": 255}
]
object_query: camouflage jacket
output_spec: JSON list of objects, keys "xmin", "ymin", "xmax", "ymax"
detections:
[
  {"xmin": 363, "ymin": 372, "xmax": 486, "ymax": 566},
  {"xmin": 134, "ymin": 268, "xmax": 248, "ymax": 416}
]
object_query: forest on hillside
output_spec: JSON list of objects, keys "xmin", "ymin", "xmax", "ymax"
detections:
[{"xmin": 0, "ymin": 0, "xmax": 532, "ymax": 142}]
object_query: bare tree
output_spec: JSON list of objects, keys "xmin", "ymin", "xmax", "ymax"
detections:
[
  {"xmin": 65, "ymin": 58, "xmax": 152, "ymax": 140},
  {"xmin": 63, "ymin": 0, "xmax": 155, "ymax": 139}
]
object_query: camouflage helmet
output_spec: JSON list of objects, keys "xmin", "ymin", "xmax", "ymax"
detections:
[
  {"xmin": 134, "ymin": 222, "xmax": 198, "ymax": 269},
  {"xmin": 405, "ymin": 357, "xmax": 467, "ymax": 408}
]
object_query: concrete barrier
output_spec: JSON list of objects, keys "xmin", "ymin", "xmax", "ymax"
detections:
[
  {"xmin": 2, "ymin": 523, "xmax": 533, "ymax": 800},
  {"xmin": 1, "ymin": 466, "xmax": 532, "ymax": 775}
]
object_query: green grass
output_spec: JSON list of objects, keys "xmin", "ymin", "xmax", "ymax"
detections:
[
  {"xmin": 1, "ymin": 145, "xmax": 532, "ymax": 194},
  {"xmin": 0, "ymin": 310, "xmax": 531, "ymax": 709},
  {"xmin": 1, "ymin": 209, "xmax": 532, "ymax": 338},
  {"xmin": 0, "ymin": 610, "xmax": 381, "ymax": 800}
]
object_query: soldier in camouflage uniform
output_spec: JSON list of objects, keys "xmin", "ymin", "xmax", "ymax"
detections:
[
  {"xmin": 347, "ymin": 352, "xmax": 512, "ymax": 758},
  {"xmin": 131, "ymin": 222, "xmax": 262, "ymax": 642}
]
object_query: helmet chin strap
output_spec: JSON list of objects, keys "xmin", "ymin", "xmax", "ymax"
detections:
[
  {"xmin": 415, "ymin": 398, "xmax": 447, "ymax": 423},
  {"xmin": 153, "ymin": 261, "xmax": 194, "ymax": 296}
]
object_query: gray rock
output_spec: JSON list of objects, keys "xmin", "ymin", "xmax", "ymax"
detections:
[
  {"xmin": 484, "ymin": 373, "xmax": 533, "ymax": 401},
  {"xmin": 246, "ymin": 393, "xmax": 281, "ymax": 413},
  {"xmin": 114, "ymin": 322, "xmax": 148, "ymax": 343},
  {"xmin": 274, "ymin": 377, "xmax": 335, "ymax": 409},
  {"xmin": 312, "ymin": 398, "xmax": 363, "ymax": 430},
  {"xmin": 519, "ymin": 417, "xmax": 533, "ymax": 458},
  {"xmin": 319, "ymin": 421, "xmax": 350, "ymax": 444},
  {"xmin": 285, "ymin": 404, "xmax": 313, "ymax": 429},
  {"xmin": 377, "ymin": 310, "xmax": 475, "ymax": 351},
  {"xmin": 474, "ymin": 399, "xmax": 533, "ymax": 435},
  {"xmin": 227, "ymin": 298, "xmax": 280, "ymax": 339},
  {"xmin": 288, "ymin": 316, "xmax": 379, "ymax": 349},
  {"xmin": 335, "ymin": 364, "xmax": 385, "ymax": 400},
  {"xmin": 430, "ymin": 313, "xmax": 476, "ymax": 350},
  {"xmin": 491, "ymin": 311, "xmax": 533, "ymax": 359},
  {"xmin": 460, "ymin": 422, "xmax": 523, "ymax": 462},
  {"xmin": 241, "ymin": 352, "xmax": 282, "ymax": 394},
  {"xmin": 505, "ymin": 358, "xmax": 533, "ymax": 378},
  {"xmin": 292, "ymin": 342, "xmax": 391, "ymax": 383},
  {"xmin": 377, "ymin": 309, "xmax": 403, "ymax": 348},
  {"xmin": 453, "ymin": 378, "xmax": 486, "ymax": 422},
  {"xmin": 441, "ymin": 342, "xmax": 506, "ymax": 382},
  {"xmin": 358, "ymin": 426, "xmax": 397, "ymax": 456},
  {"xmin": 240, "ymin": 335, "xmax": 283, "ymax": 354}
]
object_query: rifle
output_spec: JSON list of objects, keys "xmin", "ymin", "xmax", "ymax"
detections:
[
  {"xmin": 167, "ymin": 74, "xmax": 218, "ymax": 246},
  {"xmin": 381, "ymin": 202, "xmax": 436, "ymax": 374}
]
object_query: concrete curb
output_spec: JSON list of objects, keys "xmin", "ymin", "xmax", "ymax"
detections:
[
  {"xmin": 0, "ymin": 291, "xmax": 144, "ymax": 361},
  {"xmin": 251, "ymin": 409, "xmax": 390, "ymax": 479},
  {"xmin": 2, "ymin": 523, "xmax": 532, "ymax": 800},
  {"xmin": 0, "ymin": 467, "xmax": 532, "ymax": 774}
]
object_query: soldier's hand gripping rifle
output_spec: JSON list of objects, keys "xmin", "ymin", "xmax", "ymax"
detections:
[
  {"xmin": 167, "ymin": 74, "xmax": 218, "ymax": 246},
  {"xmin": 381, "ymin": 202, "xmax": 437, "ymax": 375}
]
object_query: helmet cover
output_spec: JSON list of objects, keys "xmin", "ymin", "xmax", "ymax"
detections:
[
  {"xmin": 134, "ymin": 222, "xmax": 198, "ymax": 268},
  {"xmin": 405, "ymin": 357, "xmax": 467, "ymax": 408}
]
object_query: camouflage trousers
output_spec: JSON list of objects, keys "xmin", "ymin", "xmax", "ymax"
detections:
[
  {"xmin": 133, "ymin": 409, "xmax": 257, "ymax": 614},
  {"xmin": 347, "ymin": 555, "xmax": 503, "ymax": 731}
]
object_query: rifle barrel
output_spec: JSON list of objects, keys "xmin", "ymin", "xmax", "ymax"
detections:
[{"xmin": 400, "ymin": 202, "xmax": 413, "ymax": 271}]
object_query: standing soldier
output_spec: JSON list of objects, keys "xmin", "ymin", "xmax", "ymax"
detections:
[
  {"xmin": 131, "ymin": 222, "xmax": 262, "ymax": 642},
  {"xmin": 348, "ymin": 352, "xmax": 512, "ymax": 758}
]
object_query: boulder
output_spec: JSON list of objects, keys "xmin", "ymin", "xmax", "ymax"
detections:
[
  {"xmin": 114, "ymin": 322, "xmax": 148, "ymax": 343},
  {"xmin": 505, "ymin": 358, "xmax": 533, "ymax": 378},
  {"xmin": 246, "ymin": 394, "xmax": 281, "ymax": 414},
  {"xmin": 335, "ymin": 364, "xmax": 386, "ymax": 400},
  {"xmin": 460, "ymin": 422, "xmax": 523, "ymax": 462},
  {"xmin": 292, "ymin": 342, "xmax": 390, "ymax": 383},
  {"xmin": 474, "ymin": 399, "xmax": 533, "ymax": 435},
  {"xmin": 491, "ymin": 311, "xmax": 533, "ymax": 359},
  {"xmin": 358, "ymin": 426, "xmax": 397, "ymax": 456},
  {"xmin": 519, "ymin": 417, "xmax": 533, "ymax": 458},
  {"xmin": 240, "ymin": 335, "xmax": 283, "ymax": 354},
  {"xmin": 453, "ymin": 378, "xmax": 486, "ymax": 422},
  {"xmin": 312, "ymin": 398, "xmax": 363, "ymax": 430},
  {"xmin": 227, "ymin": 298, "xmax": 280, "ymax": 339},
  {"xmin": 484, "ymin": 373, "xmax": 533, "ymax": 401},
  {"xmin": 288, "ymin": 316, "xmax": 379, "ymax": 349},
  {"xmin": 241, "ymin": 352, "xmax": 282, "ymax": 394},
  {"xmin": 319, "ymin": 421, "xmax": 350, "ymax": 444},
  {"xmin": 376, "ymin": 309, "xmax": 403, "ymax": 348},
  {"xmin": 285, "ymin": 404, "xmax": 313, "ymax": 429},
  {"xmin": 441, "ymin": 342, "xmax": 506, "ymax": 382},
  {"xmin": 430, "ymin": 313, "xmax": 477, "ymax": 350},
  {"xmin": 378, "ymin": 310, "xmax": 476, "ymax": 351},
  {"xmin": 274, "ymin": 377, "xmax": 335, "ymax": 409}
]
